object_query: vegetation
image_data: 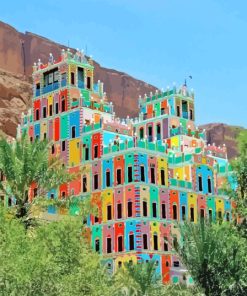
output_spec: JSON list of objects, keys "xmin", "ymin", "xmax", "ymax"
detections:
[
  {"xmin": 0, "ymin": 124, "xmax": 246, "ymax": 295},
  {"xmin": 176, "ymin": 131, "xmax": 247, "ymax": 295},
  {"xmin": 176, "ymin": 221, "xmax": 247, "ymax": 296},
  {"xmin": 0, "ymin": 206, "xmax": 200, "ymax": 296},
  {"xmin": 0, "ymin": 134, "xmax": 73, "ymax": 223}
]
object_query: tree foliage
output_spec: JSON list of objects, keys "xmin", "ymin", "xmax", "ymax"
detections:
[
  {"xmin": 0, "ymin": 134, "xmax": 73, "ymax": 220},
  {"xmin": 176, "ymin": 221, "xmax": 247, "ymax": 296}
]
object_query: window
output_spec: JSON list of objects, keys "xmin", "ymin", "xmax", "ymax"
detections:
[
  {"xmin": 173, "ymin": 261, "xmax": 180, "ymax": 267},
  {"xmin": 200, "ymin": 209, "xmax": 205, "ymax": 219},
  {"xmin": 173, "ymin": 236, "xmax": 178, "ymax": 249},
  {"xmin": 78, "ymin": 67, "xmax": 84, "ymax": 86},
  {"xmin": 43, "ymin": 106, "xmax": 47, "ymax": 118},
  {"xmin": 182, "ymin": 205, "xmax": 186, "ymax": 220},
  {"xmin": 95, "ymin": 239, "xmax": 100, "ymax": 252},
  {"xmin": 83, "ymin": 176, "xmax": 87, "ymax": 192},
  {"xmin": 143, "ymin": 234, "xmax": 148, "ymax": 250},
  {"xmin": 107, "ymin": 205, "xmax": 112, "ymax": 220},
  {"xmin": 71, "ymin": 72, "xmax": 75, "ymax": 85},
  {"xmin": 127, "ymin": 201, "xmax": 133, "ymax": 217},
  {"xmin": 51, "ymin": 144, "xmax": 55, "ymax": 154},
  {"xmin": 94, "ymin": 208, "xmax": 99, "ymax": 223},
  {"xmin": 33, "ymin": 188, "xmax": 38, "ymax": 197},
  {"xmin": 85, "ymin": 146, "xmax": 89, "ymax": 160},
  {"xmin": 0, "ymin": 170, "xmax": 4, "ymax": 181},
  {"xmin": 140, "ymin": 165, "xmax": 145, "ymax": 182},
  {"xmin": 49, "ymin": 104, "xmax": 53, "ymax": 116},
  {"xmin": 94, "ymin": 145, "xmax": 98, "ymax": 158},
  {"xmin": 156, "ymin": 123, "xmax": 161, "ymax": 140},
  {"xmin": 153, "ymin": 234, "xmax": 158, "ymax": 250},
  {"xmin": 198, "ymin": 175, "xmax": 203, "ymax": 191},
  {"xmin": 208, "ymin": 177, "xmax": 212, "ymax": 193},
  {"xmin": 61, "ymin": 140, "xmax": 66, "ymax": 151},
  {"xmin": 164, "ymin": 238, "xmax": 168, "ymax": 251},
  {"xmin": 94, "ymin": 174, "xmax": 99, "ymax": 190},
  {"xmin": 209, "ymin": 209, "xmax": 213, "ymax": 222},
  {"xmin": 43, "ymin": 133, "xmax": 47, "ymax": 140},
  {"xmin": 0, "ymin": 195, "xmax": 4, "ymax": 203},
  {"xmin": 61, "ymin": 97, "xmax": 66, "ymax": 112},
  {"xmin": 173, "ymin": 204, "xmax": 177, "ymax": 220},
  {"xmin": 117, "ymin": 203, "xmax": 122, "ymax": 219},
  {"xmin": 177, "ymin": 105, "xmax": 180, "ymax": 117},
  {"xmin": 140, "ymin": 127, "xmax": 144, "ymax": 139},
  {"xmin": 55, "ymin": 102, "xmax": 59, "ymax": 114},
  {"xmin": 152, "ymin": 202, "xmax": 157, "ymax": 218},
  {"xmin": 148, "ymin": 125, "xmax": 153, "ymax": 142},
  {"xmin": 161, "ymin": 203, "xmax": 166, "ymax": 219},
  {"xmin": 36, "ymin": 109, "xmax": 39, "ymax": 120},
  {"xmin": 161, "ymin": 169, "xmax": 165, "ymax": 185},
  {"xmin": 107, "ymin": 237, "xmax": 112, "ymax": 253},
  {"xmin": 190, "ymin": 109, "xmax": 193, "ymax": 120},
  {"xmin": 190, "ymin": 207, "xmax": 194, "ymax": 222},
  {"xmin": 87, "ymin": 76, "xmax": 91, "ymax": 89},
  {"xmin": 118, "ymin": 236, "xmax": 123, "ymax": 252},
  {"xmin": 116, "ymin": 169, "xmax": 122, "ymax": 185},
  {"xmin": 106, "ymin": 171, "xmax": 111, "ymax": 187},
  {"xmin": 218, "ymin": 211, "xmax": 222, "ymax": 220},
  {"xmin": 71, "ymin": 126, "xmax": 76, "ymax": 138},
  {"xmin": 150, "ymin": 166, "xmax": 155, "ymax": 184},
  {"xmin": 143, "ymin": 200, "xmax": 148, "ymax": 217},
  {"xmin": 128, "ymin": 166, "xmax": 133, "ymax": 182},
  {"xmin": 129, "ymin": 234, "xmax": 134, "ymax": 250}
]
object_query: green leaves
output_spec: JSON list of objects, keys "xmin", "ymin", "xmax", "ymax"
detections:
[
  {"xmin": 0, "ymin": 134, "xmax": 73, "ymax": 220},
  {"xmin": 0, "ymin": 206, "xmax": 115, "ymax": 296},
  {"xmin": 177, "ymin": 221, "xmax": 247, "ymax": 296}
]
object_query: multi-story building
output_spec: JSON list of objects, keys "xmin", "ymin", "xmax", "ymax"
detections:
[{"xmin": 19, "ymin": 49, "xmax": 235, "ymax": 285}]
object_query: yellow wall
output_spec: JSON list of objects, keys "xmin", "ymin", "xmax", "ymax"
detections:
[
  {"xmin": 69, "ymin": 139, "xmax": 80, "ymax": 166},
  {"xmin": 188, "ymin": 193, "xmax": 198, "ymax": 223},
  {"xmin": 157, "ymin": 158, "xmax": 168, "ymax": 185},
  {"xmin": 102, "ymin": 189, "xmax": 113, "ymax": 223}
]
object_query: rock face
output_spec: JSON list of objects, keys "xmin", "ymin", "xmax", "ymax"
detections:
[
  {"xmin": 0, "ymin": 69, "xmax": 32, "ymax": 136},
  {"xmin": 199, "ymin": 123, "xmax": 246, "ymax": 159},
  {"xmin": 0, "ymin": 20, "xmax": 245, "ymax": 158}
]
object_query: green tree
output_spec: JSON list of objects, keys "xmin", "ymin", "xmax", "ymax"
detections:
[
  {"xmin": 114, "ymin": 260, "xmax": 198, "ymax": 296},
  {"xmin": 176, "ymin": 221, "xmax": 247, "ymax": 296},
  {"xmin": 0, "ymin": 134, "xmax": 72, "ymax": 222},
  {"xmin": 0, "ymin": 205, "xmax": 115, "ymax": 296},
  {"xmin": 231, "ymin": 130, "xmax": 247, "ymax": 218}
]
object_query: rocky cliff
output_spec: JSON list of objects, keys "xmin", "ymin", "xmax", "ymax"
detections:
[{"xmin": 0, "ymin": 20, "xmax": 245, "ymax": 158}]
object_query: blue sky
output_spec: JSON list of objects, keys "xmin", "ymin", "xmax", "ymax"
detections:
[{"xmin": 1, "ymin": 0, "xmax": 247, "ymax": 127}]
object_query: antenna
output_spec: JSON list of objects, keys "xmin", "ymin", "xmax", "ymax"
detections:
[{"xmin": 85, "ymin": 44, "xmax": 88, "ymax": 56}]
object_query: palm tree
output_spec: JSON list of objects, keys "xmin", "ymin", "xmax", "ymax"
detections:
[
  {"xmin": 114, "ymin": 260, "xmax": 161, "ymax": 296},
  {"xmin": 176, "ymin": 221, "xmax": 247, "ymax": 296},
  {"xmin": 0, "ymin": 134, "xmax": 72, "ymax": 221}
]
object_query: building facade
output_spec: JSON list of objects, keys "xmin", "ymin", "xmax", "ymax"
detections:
[{"xmin": 19, "ymin": 50, "xmax": 235, "ymax": 285}]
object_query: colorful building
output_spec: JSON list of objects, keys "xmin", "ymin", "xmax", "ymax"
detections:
[{"xmin": 19, "ymin": 49, "xmax": 235, "ymax": 285}]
